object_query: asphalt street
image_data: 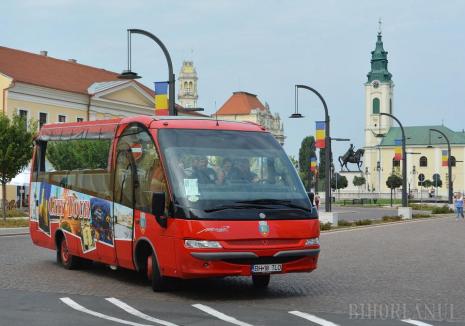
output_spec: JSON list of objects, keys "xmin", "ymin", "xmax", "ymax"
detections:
[{"xmin": 0, "ymin": 215, "xmax": 463, "ymax": 326}]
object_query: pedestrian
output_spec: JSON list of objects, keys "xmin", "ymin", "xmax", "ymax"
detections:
[
  {"xmin": 454, "ymin": 192, "xmax": 464, "ymax": 220},
  {"xmin": 315, "ymin": 194, "xmax": 320, "ymax": 210}
]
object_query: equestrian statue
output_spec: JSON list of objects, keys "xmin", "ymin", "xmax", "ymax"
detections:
[{"xmin": 338, "ymin": 144, "xmax": 365, "ymax": 172}]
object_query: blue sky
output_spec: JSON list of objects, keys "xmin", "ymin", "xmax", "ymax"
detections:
[{"xmin": 2, "ymin": 0, "xmax": 465, "ymax": 159}]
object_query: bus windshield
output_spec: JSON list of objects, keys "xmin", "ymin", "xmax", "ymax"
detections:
[{"xmin": 158, "ymin": 129, "xmax": 313, "ymax": 220}]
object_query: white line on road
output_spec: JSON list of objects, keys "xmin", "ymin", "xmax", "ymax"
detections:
[
  {"xmin": 60, "ymin": 297, "xmax": 153, "ymax": 326},
  {"xmin": 289, "ymin": 311, "xmax": 340, "ymax": 326},
  {"xmin": 192, "ymin": 303, "xmax": 254, "ymax": 326},
  {"xmin": 106, "ymin": 297, "xmax": 179, "ymax": 326},
  {"xmin": 401, "ymin": 319, "xmax": 435, "ymax": 326}
]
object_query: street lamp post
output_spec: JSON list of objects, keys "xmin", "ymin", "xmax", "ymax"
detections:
[
  {"xmin": 118, "ymin": 29, "xmax": 177, "ymax": 116},
  {"xmin": 380, "ymin": 113, "xmax": 408, "ymax": 207},
  {"xmin": 429, "ymin": 128, "xmax": 453, "ymax": 204},
  {"xmin": 291, "ymin": 84, "xmax": 332, "ymax": 212}
]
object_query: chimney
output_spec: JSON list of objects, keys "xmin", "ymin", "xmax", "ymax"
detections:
[
  {"xmin": 40, "ymin": 50, "xmax": 48, "ymax": 56},
  {"xmin": 68, "ymin": 59, "xmax": 77, "ymax": 63}
]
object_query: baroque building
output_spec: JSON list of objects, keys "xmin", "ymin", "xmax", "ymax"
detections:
[
  {"xmin": 177, "ymin": 61, "xmax": 198, "ymax": 108},
  {"xmin": 214, "ymin": 91, "xmax": 285, "ymax": 145},
  {"xmin": 363, "ymin": 32, "xmax": 465, "ymax": 197}
]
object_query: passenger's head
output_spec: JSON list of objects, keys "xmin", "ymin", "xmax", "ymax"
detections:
[
  {"xmin": 237, "ymin": 158, "xmax": 250, "ymax": 172},
  {"xmin": 193, "ymin": 156, "xmax": 208, "ymax": 169},
  {"xmin": 222, "ymin": 158, "xmax": 232, "ymax": 171}
]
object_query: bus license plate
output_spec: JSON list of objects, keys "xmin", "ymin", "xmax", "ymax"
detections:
[{"xmin": 251, "ymin": 264, "xmax": 282, "ymax": 274}]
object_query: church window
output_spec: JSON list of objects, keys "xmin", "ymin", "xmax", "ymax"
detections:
[
  {"xmin": 450, "ymin": 156, "xmax": 456, "ymax": 167},
  {"xmin": 419, "ymin": 156, "xmax": 428, "ymax": 167},
  {"xmin": 389, "ymin": 99, "xmax": 392, "ymax": 114},
  {"xmin": 373, "ymin": 98, "xmax": 380, "ymax": 114}
]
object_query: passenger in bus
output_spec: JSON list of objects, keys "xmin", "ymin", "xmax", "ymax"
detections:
[
  {"xmin": 229, "ymin": 158, "xmax": 259, "ymax": 183},
  {"xmin": 191, "ymin": 156, "xmax": 218, "ymax": 184}
]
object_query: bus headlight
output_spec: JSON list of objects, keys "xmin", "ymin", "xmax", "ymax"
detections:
[
  {"xmin": 305, "ymin": 238, "xmax": 320, "ymax": 246},
  {"xmin": 184, "ymin": 240, "xmax": 223, "ymax": 249}
]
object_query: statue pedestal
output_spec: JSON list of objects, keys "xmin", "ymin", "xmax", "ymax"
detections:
[{"xmin": 338, "ymin": 171, "xmax": 364, "ymax": 193}]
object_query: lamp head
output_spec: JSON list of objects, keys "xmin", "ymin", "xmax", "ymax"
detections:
[
  {"xmin": 117, "ymin": 70, "xmax": 141, "ymax": 80},
  {"xmin": 289, "ymin": 113, "xmax": 304, "ymax": 119}
]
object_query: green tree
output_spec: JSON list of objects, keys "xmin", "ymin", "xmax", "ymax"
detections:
[
  {"xmin": 423, "ymin": 179, "xmax": 433, "ymax": 188},
  {"xmin": 386, "ymin": 174, "xmax": 403, "ymax": 190},
  {"xmin": 298, "ymin": 136, "xmax": 316, "ymax": 191},
  {"xmin": 318, "ymin": 148, "xmax": 326, "ymax": 180},
  {"xmin": 353, "ymin": 176, "xmax": 366, "ymax": 193},
  {"xmin": 432, "ymin": 173, "xmax": 443, "ymax": 188},
  {"xmin": 0, "ymin": 114, "xmax": 36, "ymax": 220},
  {"xmin": 288, "ymin": 155, "xmax": 299, "ymax": 169},
  {"xmin": 46, "ymin": 139, "xmax": 110, "ymax": 170},
  {"xmin": 331, "ymin": 173, "xmax": 348, "ymax": 190}
]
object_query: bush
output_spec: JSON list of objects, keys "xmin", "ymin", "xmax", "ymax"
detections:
[
  {"xmin": 432, "ymin": 205, "xmax": 454, "ymax": 214},
  {"xmin": 0, "ymin": 219, "xmax": 29, "ymax": 228},
  {"xmin": 354, "ymin": 219, "xmax": 372, "ymax": 226},
  {"xmin": 320, "ymin": 222, "xmax": 332, "ymax": 231},
  {"xmin": 6, "ymin": 209, "xmax": 28, "ymax": 217},
  {"xmin": 409, "ymin": 204, "xmax": 434, "ymax": 211},
  {"xmin": 382, "ymin": 215, "xmax": 402, "ymax": 222},
  {"xmin": 337, "ymin": 219, "xmax": 353, "ymax": 227},
  {"xmin": 412, "ymin": 213, "xmax": 431, "ymax": 219}
]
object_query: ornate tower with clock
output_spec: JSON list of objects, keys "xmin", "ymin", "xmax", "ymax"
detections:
[{"xmin": 364, "ymin": 29, "xmax": 394, "ymax": 149}]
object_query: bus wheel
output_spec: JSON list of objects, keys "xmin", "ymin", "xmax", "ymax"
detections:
[
  {"xmin": 59, "ymin": 237, "xmax": 79, "ymax": 270},
  {"xmin": 147, "ymin": 252, "xmax": 167, "ymax": 292},
  {"xmin": 252, "ymin": 274, "xmax": 270, "ymax": 289}
]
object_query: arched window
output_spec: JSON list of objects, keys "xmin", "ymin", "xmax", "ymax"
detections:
[
  {"xmin": 392, "ymin": 157, "xmax": 400, "ymax": 167},
  {"xmin": 419, "ymin": 156, "xmax": 428, "ymax": 167},
  {"xmin": 450, "ymin": 156, "xmax": 456, "ymax": 167},
  {"xmin": 373, "ymin": 98, "xmax": 380, "ymax": 114},
  {"xmin": 184, "ymin": 81, "xmax": 188, "ymax": 92},
  {"xmin": 389, "ymin": 98, "xmax": 392, "ymax": 114}
]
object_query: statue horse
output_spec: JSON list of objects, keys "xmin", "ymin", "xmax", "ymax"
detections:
[{"xmin": 339, "ymin": 148, "xmax": 365, "ymax": 172}]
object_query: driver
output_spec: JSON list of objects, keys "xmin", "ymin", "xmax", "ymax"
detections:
[{"xmin": 191, "ymin": 156, "xmax": 218, "ymax": 184}]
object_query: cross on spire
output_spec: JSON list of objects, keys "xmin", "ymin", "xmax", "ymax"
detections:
[{"xmin": 378, "ymin": 18, "xmax": 382, "ymax": 35}]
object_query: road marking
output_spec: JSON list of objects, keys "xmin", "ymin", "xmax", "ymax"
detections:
[
  {"xmin": 401, "ymin": 319, "xmax": 435, "ymax": 326},
  {"xmin": 106, "ymin": 297, "xmax": 179, "ymax": 326},
  {"xmin": 192, "ymin": 303, "xmax": 254, "ymax": 326},
  {"xmin": 289, "ymin": 311, "xmax": 340, "ymax": 326},
  {"xmin": 60, "ymin": 297, "xmax": 153, "ymax": 326}
]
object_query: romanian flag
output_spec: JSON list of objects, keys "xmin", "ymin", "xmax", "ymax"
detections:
[
  {"xmin": 315, "ymin": 121, "xmax": 326, "ymax": 149},
  {"xmin": 394, "ymin": 139, "xmax": 402, "ymax": 161},
  {"xmin": 310, "ymin": 157, "xmax": 317, "ymax": 173},
  {"xmin": 154, "ymin": 82, "xmax": 169, "ymax": 116},
  {"xmin": 442, "ymin": 150, "xmax": 448, "ymax": 167}
]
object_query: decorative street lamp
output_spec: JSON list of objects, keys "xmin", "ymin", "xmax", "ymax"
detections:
[
  {"xmin": 429, "ymin": 128, "xmax": 453, "ymax": 204},
  {"xmin": 291, "ymin": 84, "xmax": 331, "ymax": 212},
  {"xmin": 379, "ymin": 113, "xmax": 408, "ymax": 207},
  {"xmin": 118, "ymin": 29, "xmax": 176, "ymax": 116}
]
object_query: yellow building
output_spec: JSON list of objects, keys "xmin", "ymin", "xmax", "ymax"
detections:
[
  {"xmin": 0, "ymin": 46, "xmax": 199, "ymax": 204},
  {"xmin": 362, "ymin": 33, "xmax": 465, "ymax": 199}
]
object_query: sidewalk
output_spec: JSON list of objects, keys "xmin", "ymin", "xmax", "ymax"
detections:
[{"xmin": 0, "ymin": 227, "xmax": 29, "ymax": 236}]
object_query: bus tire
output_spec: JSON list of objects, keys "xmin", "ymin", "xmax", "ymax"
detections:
[
  {"xmin": 58, "ymin": 236, "xmax": 79, "ymax": 270},
  {"xmin": 147, "ymin": 252, "xmax": 168, "ymax": 292},
  {"xmin": 252, "ymin": 274, "xmax": 270, "ymax": 289}
]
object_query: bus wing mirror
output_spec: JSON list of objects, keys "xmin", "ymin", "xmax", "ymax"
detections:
[{"xmin": 151, "ymin": 192, "xmax": 167, "ymax": 228}]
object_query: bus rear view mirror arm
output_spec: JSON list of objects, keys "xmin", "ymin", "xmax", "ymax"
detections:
[{"xmin": 152, "ymin": 192, "xmax": 167, "ymax": 228}]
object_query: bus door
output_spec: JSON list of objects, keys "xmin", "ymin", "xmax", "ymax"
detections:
[{"xmin": 113, "ymin": 125, "xmax": 174, "ymax": 271}]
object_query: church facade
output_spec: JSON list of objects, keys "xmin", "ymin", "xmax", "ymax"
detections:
[{"xmin": 363, "ymin": 33, "xmax": 465, "ymax": 197}]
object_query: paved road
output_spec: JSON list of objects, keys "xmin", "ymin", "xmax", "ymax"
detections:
[
  {"xmin": 1, "ymin": 216, "xmax": 463, "ymax": 325},
  {"xmin": 332, "ymin": 206, "xmax": 400, "ymax": 221}
]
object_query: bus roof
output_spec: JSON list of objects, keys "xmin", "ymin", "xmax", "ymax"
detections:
[{"xmin": 37, "ymin": 115, "xmax": 265, "ymax": 141}]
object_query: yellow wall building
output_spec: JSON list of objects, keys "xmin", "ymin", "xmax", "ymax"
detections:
[{"xmin": 0, "ymin": 46, "xmax": 198, "ymax": 205}]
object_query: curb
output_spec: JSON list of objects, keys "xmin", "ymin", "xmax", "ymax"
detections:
[{"xmin": 0, "ymin": 227, "xmax": 29, "ymax": 237}]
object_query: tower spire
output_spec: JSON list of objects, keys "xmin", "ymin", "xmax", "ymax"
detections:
[
  {"xmin": 367, "ymin": 23, "xmax": 392, "ymax": 83},
  {"xmin": 378, "ymin": 18, "xmax": 382, "ymax": 35}
]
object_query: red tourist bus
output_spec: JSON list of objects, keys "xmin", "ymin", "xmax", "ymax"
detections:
[{"xmin": 29, "ymin": 116, "xmax": 320, "ymax": 290}]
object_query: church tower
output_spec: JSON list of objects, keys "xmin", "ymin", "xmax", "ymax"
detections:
[
  {"xmin": 364, "ymin": 30, "xmax": 394, "ymax": 148},
  {"xmin": 177, "ymin": 61, "xmax": 198, "ymax": 108}
]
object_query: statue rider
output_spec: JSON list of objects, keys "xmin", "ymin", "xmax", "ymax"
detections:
[{"xmin": 347, "ymin": 144, "xmax": 355, "ymax": 160}]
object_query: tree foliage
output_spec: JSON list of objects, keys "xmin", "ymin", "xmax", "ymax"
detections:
[
  {"xmin": 298, "ymin": 136, "xmax": 316, "ymax": 190},
  {"xmin": 331, "ymin": 173, "xmax": 348, "ymax": 190},
  {"xmin": 386, "ymin": 174, "xmax": 403, "ymax": 189},
  {"xmin": 0, "ymin": 113, "xmax": 36, "ymax": 220},
  {"xmin": 47, "ymin": 140, "xmax": 111, "ymax": 171},
  {"xmin": 353, "ymin": 176, "xmax": 366, "ymax": 187},
  {"xmin": 432, "ymin": 173, "xmax": 442, "ymax": 188}
]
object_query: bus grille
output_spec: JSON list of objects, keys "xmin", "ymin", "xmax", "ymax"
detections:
[{"xmin": 222, "ymin": 256, "xmax": 305, "ymax": 265}]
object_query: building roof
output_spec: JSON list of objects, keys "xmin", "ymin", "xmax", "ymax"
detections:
[
  {"xmin": 0, "ymin": 45, "xmax": 155, "ymax": 96},
  {"xmin": 367, "ymin": 32, "xmax": 392, "ymax": 83},
  {"xmin": 215, "ymin": 91, "xmax": 266, "ymax": 115},
  {"xmin": 379, "ymin": 125, "xmax": 465, "ymax": 146}
]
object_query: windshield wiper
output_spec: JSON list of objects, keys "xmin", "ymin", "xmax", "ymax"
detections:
[
  {"xmin": 204, "ymin": 203, "xmax": 270, "ymax": 213},
  {"xmin": 236, "ymin": 199, "xmax": 310, "ymax": 211}
]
